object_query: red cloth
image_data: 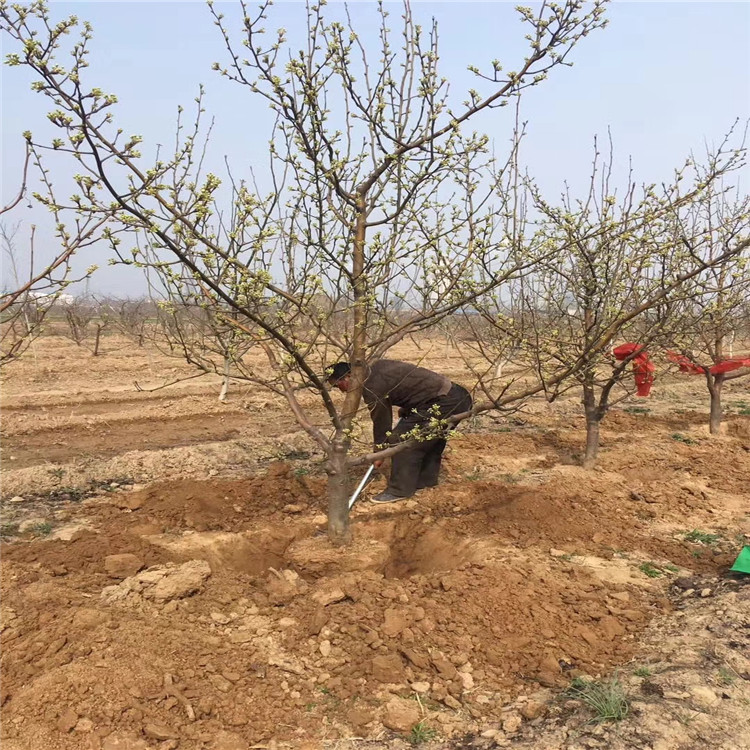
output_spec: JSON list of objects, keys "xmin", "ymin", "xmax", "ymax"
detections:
[
  {"xmin": 709, "ymin": 358, "xmax": 750, "ymax": 374},
  {"xmin": 613, "ymin": 343, "xmax": 655, "ymax": 397},
  {"xmin": 667, "ymin": 351, "xmax": 750, "ymax": 376},
  {"xmin": 666, "ymin": 351, "xmax": 705, "ymax": 374}
]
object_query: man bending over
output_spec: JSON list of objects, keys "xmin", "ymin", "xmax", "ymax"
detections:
[{"xmin": 327, "ymin": 360, "xmax": 473, "ymax": 503}]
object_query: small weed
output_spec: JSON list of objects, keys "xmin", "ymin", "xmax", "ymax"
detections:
[
  {"xmin": 568, "ymin": 674, "xmax": 630, "ymax": 723},
  {"xmin": 48, "ymin": 467, "xmax": 66, "ymax": 479},
  {"xmin": 692, "ymin": 549, "xmax": 703, "ymax": 559},
  {"xmin": 624, "ymin": 406, "xmax": 650, "ymax": 414},
  {"xmin": 29, "ymin": 521, "xmax": 53, "ymax": 536},
  {"xmin": 465, "ymin": 469, "xmax": 483, "ymax": 481},
  {"xmin": 663, "ymin": 564, "xmax": 679, "ymax": 573},
  {"xmin": 683, "ymin": 529, "xmax": 721, "ymax": 546},
  {"xmin": 739, "ymin": 407, "xmax": 750, "ymax": 416},
  {"xmin": 304, "ymin": 702, "xmax": 317, "ymax": 712},
  {"xmin": 670, "ymin": 433, "xmax": 697, "ymax": 445},
  {"xmin": 293, "ymin": 467, "xmax": 310, "ymax": 477},
  {"xmin": 410, "ymin": 722, "xmax": 438, "ymax": 745},
  {"xmin": 568, "ymin": 676, "xmax": 589, "ymax": 692},
  {"xmin": 502, "ymin": 473, "xmax": 520, "ymax": 484},
  {"xmin": 46, "ymin": 486, "xmax": 87, "ymax": 502},
  {"xmin": 407, "ymin": 693, "xmax": 442, "ymax": 712},
  {"xmin": 633, "ymin": 666, "xmax": 652, "ymax": 678},
  {"xmin": 718, "ymin": 667, "xmax": 736, "ymax": 686},
  {"xmin": 282, "ymin": 449, "xmax": 311, "ymax": 461},
  {"xmin": 24, "ymin": 477, "xmax": 134, "ymax": 505},
  {"xmin": 674, "ymin": 710, "xmax": 697, "ymax": 726},
  {"xmin": 639, "ymin": 562, "xmax": 664, "ymax": 578},
  {"xmin": 315, "ymin": 686, "xmax": 341, "ymax": 708}
]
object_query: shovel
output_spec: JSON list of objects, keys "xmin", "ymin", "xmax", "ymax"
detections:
[
  {"xmin": 730, "ymin": 546, "xmax": 750, "ymax": 575},
  {"xmin": 348, "ymin": 464, "xmax": 376, "ymax": 509}
]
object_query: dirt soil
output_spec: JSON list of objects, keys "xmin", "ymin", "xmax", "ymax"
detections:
[{"xmin": 1, "ymin": 334, "xmax": 749, "ymax": 750}]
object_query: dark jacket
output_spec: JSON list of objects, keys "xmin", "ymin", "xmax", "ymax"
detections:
[{"xmin": 362, "ymin": 360, "xmax": 451, "ymax": 446}]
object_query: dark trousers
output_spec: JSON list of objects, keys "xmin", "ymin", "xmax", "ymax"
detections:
[{"xmin": 387, "ymin": 383, "xmax": 473, "ymax": 498}]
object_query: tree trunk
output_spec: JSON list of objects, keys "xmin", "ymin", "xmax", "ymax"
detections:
[
  {"xmin": 582, "ymin": 381, "xmax": 600, "ymax": 469},
  {"xmin": 583, "ymin": 416, "xmax": 600, "ymax": 469},
  {"xmin": 93, "ymin": 324, "xmax": 103, "ymax": 356},
  {"xmin": 22, "ymin": 305, "xmax": 39, "ymax": 364},
  {"xmin": 708, "ymin": 374, "xmax": 724, "ymax": 435},
  {"xmin": 219, "ymin": 353, "xmax": 230, "ymax": 402},
  {"xmin": 327, "ymin": 444, "xmax": 351, "ymax": 545},
  {"xmin": 330, "ymin": 193, "xmax": 368, "ymax": 545}
]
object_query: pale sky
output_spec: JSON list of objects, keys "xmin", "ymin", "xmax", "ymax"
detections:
[{"xmin": 2, "ymin": 1, "xmax": 749, "ymax": 295}]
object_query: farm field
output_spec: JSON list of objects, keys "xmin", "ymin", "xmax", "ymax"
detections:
[{"xmin": 1, "ymin": 333, "xmax": 749, "ymax": 750}]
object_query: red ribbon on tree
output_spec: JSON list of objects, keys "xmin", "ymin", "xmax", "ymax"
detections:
[
  {"xmin": 667, "ymin": 351, "xmax": 750, "ymax": 375},
  {"xmin": 613, "ymin": 343, "xmax": 655, "ymax": 397}
]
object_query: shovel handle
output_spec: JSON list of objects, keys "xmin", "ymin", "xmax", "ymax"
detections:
[{"xmin": 348, "ymin": 464, "xmax": 376, "ymax": 509}]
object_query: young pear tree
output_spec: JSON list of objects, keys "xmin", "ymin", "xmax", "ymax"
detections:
[
  {"xmin": 1, "ymin": 142, "xmax": 101, "ymax": 365},
  {"xmin": 142, "ymin": 233, "xmax": 262, "ymax": 402},
  {"xmin": 470, "ymin": 133, "xmax": 748, "ymax": 468},
  {"xmin": 104, "ymin": 296, "xmax": 155, "ymax": 349},
  {"xmin": 661, "ymin": 185, "xmax": 750, "ymax": 434},
  {"xmin": 1, "ymin": 0, "xmax": 609, "ymax": 543}
]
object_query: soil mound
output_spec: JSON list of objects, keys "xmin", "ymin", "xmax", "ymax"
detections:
[
  {"xmin": 417, "ymin": 468, "xmax": 736, "ymax": 573},
  {"xmin": 113, "ymin": 461, "xmax": 325, "ymax": 533},
  {"xmin": 2, "ymin": 529, "xmax": 173, "ymax": 591}
]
